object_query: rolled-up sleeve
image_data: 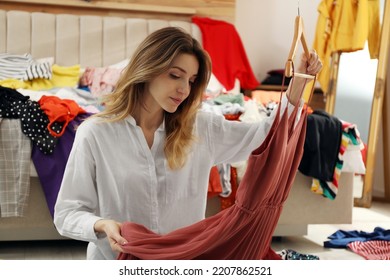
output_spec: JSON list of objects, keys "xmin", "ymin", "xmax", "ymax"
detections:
[
  {"xmin": 53, "ymin": 125, "xmax": 102, "ymax": 243},
  {"xmin": 207, "ymin": 95, "xmax": 303, "ymax": 165}
]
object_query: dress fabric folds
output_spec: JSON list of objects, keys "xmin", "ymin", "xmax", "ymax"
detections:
[{"xmin": 118, "ymin": 96, "xmax": 308, "ymax": 260}]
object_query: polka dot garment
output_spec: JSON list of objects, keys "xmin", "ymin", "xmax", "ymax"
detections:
[{"xmin": 0, "ymin": 86, "xmax": 62, "ymax": 154}]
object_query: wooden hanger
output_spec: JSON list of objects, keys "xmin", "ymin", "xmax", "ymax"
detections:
[{"xmin": 285, "ymin": 15, "xmax": 314, "ymax": 79}]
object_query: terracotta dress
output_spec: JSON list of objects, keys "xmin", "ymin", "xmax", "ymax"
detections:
[{"xmin": 117, "ymin": 95, "xmax": 308, "ymax": 260}]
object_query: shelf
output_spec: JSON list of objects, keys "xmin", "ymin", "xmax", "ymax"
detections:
[{"xmin": 0, "ymin": 0, "xmax": 196, "ymax": 15}]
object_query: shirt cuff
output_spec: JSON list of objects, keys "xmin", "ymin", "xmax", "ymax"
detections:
[{"xmin": 84, "ymin": 216, "xmax": 106, "ymax": 241}]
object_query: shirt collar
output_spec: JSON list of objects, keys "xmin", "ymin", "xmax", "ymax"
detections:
[{"xmin": 125, "ymin": 115, "xmax": 165, "ymax": 131}]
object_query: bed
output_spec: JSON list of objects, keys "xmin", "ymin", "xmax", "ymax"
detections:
[{"xmin": 0, "ymin": 9, "xmax": 357, "ymax": 241}]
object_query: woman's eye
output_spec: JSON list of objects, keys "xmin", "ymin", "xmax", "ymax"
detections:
[{"xmin": 169, "ymin": 73, "xmax": 180, "ymax": 79}]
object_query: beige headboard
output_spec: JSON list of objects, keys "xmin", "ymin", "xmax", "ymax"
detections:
[{"xmin": 0, "ymin": 9, "xmax": 202, "ymax": 67}]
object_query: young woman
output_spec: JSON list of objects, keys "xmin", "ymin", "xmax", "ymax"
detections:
[{"xmin": 54, "ymin": 26, "xmax": 322, "ymax": 259}]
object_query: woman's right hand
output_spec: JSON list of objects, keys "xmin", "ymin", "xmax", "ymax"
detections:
[{"xmin": 94, "ymin": 219, "xmax": 128, "ymax": 253}]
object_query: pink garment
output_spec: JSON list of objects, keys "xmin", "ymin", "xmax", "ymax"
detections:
[
  {"xmin": 348, "ymin": 240, "xmax": 390, "ymax": 260},
  {"xmin": 118, "ymin": 95, "xmax": 308, "ymax": 260},
  {"xmin": 79, "ymin": 67, "xmax": 122, "ymax": 95}
]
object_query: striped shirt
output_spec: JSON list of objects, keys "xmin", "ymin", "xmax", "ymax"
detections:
[
  {"xmin": 0, "ymin": 53, "xmax": 52, "ymax": 81},
  {"xmin": 348, "ymin": 240, "xmax": 390, "ymax": 260}
]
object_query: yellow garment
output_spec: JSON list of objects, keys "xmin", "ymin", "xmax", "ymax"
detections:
[
  {"xmin": 0, "ymin": 64, "xmax": 81, "ymax": 90},
  {"xmin": 313, "ymin": 0, "xmax": 380, "ymax": 93},
  {"xmin": 312, "ymin": 0, "xmax": 338, "ymax": 94},
  {"xmin": 367, "ymin": 0, "xmax": 381, "ymax": 59},
  {"xmin": 0, "ymin": 79, "xmax": 26, "ymax": 89}
]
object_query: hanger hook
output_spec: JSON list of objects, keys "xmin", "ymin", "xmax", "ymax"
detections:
[{"xmin": 298, "ymin": 0, "xmax": 300, "ymax": 16}]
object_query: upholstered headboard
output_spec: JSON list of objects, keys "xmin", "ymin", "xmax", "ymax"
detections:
[{"xmin": 0, "ymin": 9, "xmax": 202, "ymax": 67}]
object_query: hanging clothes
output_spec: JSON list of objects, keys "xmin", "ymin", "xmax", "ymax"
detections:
[
  {"xmin": 117, "ymin": 93, "xmax": 308, "ymax": 260},
  {"xmin": 313, "ymin": 0, "xmax": 381, "ymax": 93},
  {"xmin": 310, "ymin": 119, "xmax": 365, "ymax": 200},
  {"xmin": 192, "ymin": 16, "xmax": 260, "ymax": 91},
  {"xmin": 298, "ymin": 110, "xmax": 342, "ymax": 183}
]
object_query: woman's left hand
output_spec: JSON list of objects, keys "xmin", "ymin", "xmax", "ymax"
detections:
[
  {"xmin": 286, "ymin": 50, "xmax": 323, "ymax": 105},
  {"xmin": 297, "ymin": 50, "xmax": 322, "ymax": 76},
  {"xmin": 94, "ymin": 219, "xmax": 128, "ymax": 253}
]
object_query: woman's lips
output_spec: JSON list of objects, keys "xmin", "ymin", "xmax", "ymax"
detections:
[{"xmin": 170, "ymin": 97, "xmax": 182, "ymax": 105}]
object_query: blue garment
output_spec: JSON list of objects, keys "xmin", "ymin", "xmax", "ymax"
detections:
[{"xmin": 324, "ymin": 227, "xmax": 390, "ymax": 248}]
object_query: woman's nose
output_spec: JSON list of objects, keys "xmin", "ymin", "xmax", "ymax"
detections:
[{"xmin": 178, "ymin": 81, "xmax": 190, "ymax": 95}]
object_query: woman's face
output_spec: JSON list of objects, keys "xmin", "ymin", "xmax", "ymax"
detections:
[{"xmin": 146, "ymin": 53, "xmax": 199, "ymax": 113}]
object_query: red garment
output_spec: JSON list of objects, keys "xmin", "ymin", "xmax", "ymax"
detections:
[
  {"xmin": 117, "ymin": 96, "xmax": 308, "ymax": 260},
  {"xmin": 192, "ymin": 16, "xmax": 259, "ymax": 91},
  {"xmin": 220, "ymin": 166, "xmax": 237, "ymax": 210},
  {"xmin": 208, "ymin": 166, "xmax": 223, "ymax": 198},
  {"xmin": 39, "ymin": 95, "xmax": 86, "ymax": 137}
]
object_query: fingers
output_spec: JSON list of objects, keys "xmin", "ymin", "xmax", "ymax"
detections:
[
  {"xmin": 101, "ymin": 220, "xmax": 129, "ymax": 253},
  {"xmin": 306, "ymin": 50, "xmax": 323, "ymax": 75},
  {"xmin": 109, "ymin": 236, "xmax": 128, "ymax": 253},
  {"xmin": 111, "ymin": 242, "xmax": 125, "ymax": 253},
  {"xmin": 298, "ymin": 50, "xmax": 322, "ymax": 76}
]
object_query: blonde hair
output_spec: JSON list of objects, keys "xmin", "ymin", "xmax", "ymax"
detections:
[{"xmin": 93, "ymin": 26, "xmax": 211, "ymax": 169}]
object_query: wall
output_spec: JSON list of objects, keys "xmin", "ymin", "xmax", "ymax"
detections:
[{"xmin": 235, "ymin": 0, "xmax": 321, "ymax": 82}]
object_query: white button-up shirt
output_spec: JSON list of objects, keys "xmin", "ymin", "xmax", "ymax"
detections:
[{"xmin": 54, "ymin": 96, "xmax": 296, "ymax": 259}]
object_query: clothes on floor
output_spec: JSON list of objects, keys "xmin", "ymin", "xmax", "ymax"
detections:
[
  {"xmin": 347, "ymin": 240, "xmax": 390, "ymax": 260},
  {"xmin": 324, "ymin": 227, "xmax": 390, "ymax": 248},
  {"xmin": 278, "ymin": 249, "xmax": 320, "ymax": 260}
]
